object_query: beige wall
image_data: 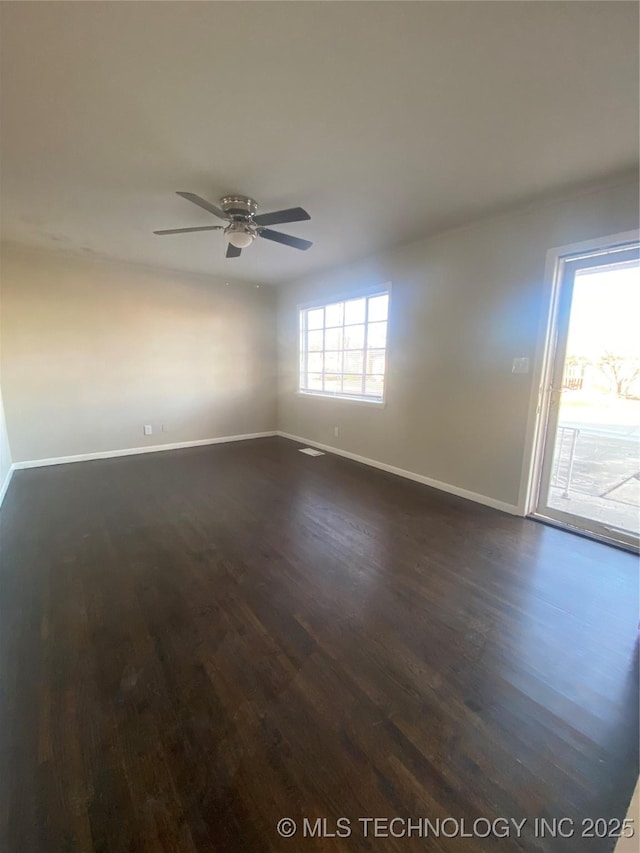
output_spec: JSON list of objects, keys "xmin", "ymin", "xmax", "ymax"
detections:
[
  {"xmin": 614, "ymin": 780, "xmax": 639, "ymax": 853},
  {"xmin": 0, "ymin": 384, "xmax": 12, "ymax": 491},
  {"xmin": 277, "ymin": 178, "xmax": 639, "ymax": 509},
  {"xmin": 1, "ymin": 247, "xmax": 276, "ymax": 463}
]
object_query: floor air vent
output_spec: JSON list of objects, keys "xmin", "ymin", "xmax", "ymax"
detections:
[{"xmin": 299, "ymin": 447, "xmax": 325, "ymax": 457}]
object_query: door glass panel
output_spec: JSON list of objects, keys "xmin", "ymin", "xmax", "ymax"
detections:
[{"xmin": 544, "ymin": 261, "xmax": 640, "ymax": 536}]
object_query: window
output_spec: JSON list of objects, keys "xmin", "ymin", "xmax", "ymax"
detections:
[{"xmin": 299, "ymin": 290, "xmax": 389, "ymax": 402}]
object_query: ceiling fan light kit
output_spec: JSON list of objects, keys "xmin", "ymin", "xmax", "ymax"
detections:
[
  {"xmin": 224, "ymin": 223, "xmax": 256, "ymax": 249},
  {"xmin": 154, "ymin": 192, "xmax": 312, "ymax": 258}
]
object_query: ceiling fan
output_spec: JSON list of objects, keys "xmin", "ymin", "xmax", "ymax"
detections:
[{"xmin": 154, "ymin": 192, "xmax": 312, "ymax": 258}]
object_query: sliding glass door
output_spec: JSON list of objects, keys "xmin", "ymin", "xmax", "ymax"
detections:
[{"xmin": 534, "ymin": 242, "xmax": 640, "ymax": 550}]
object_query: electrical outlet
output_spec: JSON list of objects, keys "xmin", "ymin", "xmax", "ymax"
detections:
[
  {"xmin": 334, "ymin": 426, "xmax": 340, "ymax": 438},
  {"xmin": 144, "ymin": 424, "xmax": 152, "ymax": 436},
  {"xmin": 161, "ymin": 424, "xmax": 167, "ymax": 433}
]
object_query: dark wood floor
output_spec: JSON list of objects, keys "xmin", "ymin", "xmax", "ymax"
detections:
[{"xmin": 1, "ymin": 436, "xmax": 638, "ymax": 852}]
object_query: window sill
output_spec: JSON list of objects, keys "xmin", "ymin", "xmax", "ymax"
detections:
[{"xmin": 296, "ymin": 391, "xmax": 386, "ymax": 408}]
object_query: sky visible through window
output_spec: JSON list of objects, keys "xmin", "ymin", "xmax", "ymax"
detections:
[{"xmin": 567, "ymin": 263, "xmax": 640, "ymax": 360}]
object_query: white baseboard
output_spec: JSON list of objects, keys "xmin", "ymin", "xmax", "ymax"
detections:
[
  {"xmin": 7, "ymin": 430, "xmax": 521, "ymax": 517},
  {"xmin": 0, "ymin": 464, "xmax": 15, "ymax": 508},
  {"xmin": 12, "ymin": 431, "xmax": 277, "ymax": 470},
  {"xmin": 277, "ymin": 431, "xmax": 521, "ymax": 516}
]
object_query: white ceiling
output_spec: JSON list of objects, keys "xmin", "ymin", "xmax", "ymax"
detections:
[{"xmin": 1, "ymin": 1, "xmax": 638, "ymax": 285}]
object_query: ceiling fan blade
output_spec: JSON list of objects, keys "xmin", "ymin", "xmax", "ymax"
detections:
[
  {"xmin": 253, "ymin": 207, "xmax": 310, "ymax": 227},
  {"xmin": 154, "ymin": 225, "xmax": 223, "ymax": 235},
  {"xmin": 259, "ymin": 229, "xmax": 313, "ymax": 251},
  {"xmin": 176, "ymin": 192, "xmax": 228, "ymax": 220},
  {"xmin": 226, "ymin": 243, "xmax": 242, "ymax": 258}
]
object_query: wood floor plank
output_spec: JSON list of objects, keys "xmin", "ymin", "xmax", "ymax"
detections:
[{"xmin": 0, "ymin": 436, "xmax": 637, "ymax": 852}]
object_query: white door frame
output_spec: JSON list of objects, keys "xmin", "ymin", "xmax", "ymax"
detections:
[{"xmin": 519, "ymin": 229, "xmax": 640, "ymax": 548}]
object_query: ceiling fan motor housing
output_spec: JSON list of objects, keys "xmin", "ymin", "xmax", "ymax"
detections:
[{"xmin": 220, "ymin": 195, "xmax": 258, "ymax": 220}]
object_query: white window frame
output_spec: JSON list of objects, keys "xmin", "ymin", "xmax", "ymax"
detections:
[{"xmin": 297, "ymin": 284, "xmax": 391, "ymax": 406}]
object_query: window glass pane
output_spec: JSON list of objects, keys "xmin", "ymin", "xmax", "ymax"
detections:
[
  {"xmin": 368, "ymin": 294, "xmax": 389, "ymax": 322},
  {"xmin": 365, "ymin": 375, "xmax": 384, "ymax": 397},
  {"xmin": 325, "ymin": 302, "xmax": 343, "ymax": 327},
  {"xmin": 366, "ymin": 349, "xmax": 385, "ymax": 374},
  {"xmin": 324, "ymin": 376, "xmax": 341, "ymax": 393},
  {"xmin": 342, "ymin": 374, "xmax": 363, "ymax": 394},
  {"xmin": 344, "ymin": 324, "xmax": 365, "ymax": 349},
  {"xmin": 324, "ymin": 351, "xmax": 342, "ymax": 372},
  {"xmin": 324, "ymin": 327, "xmax": 343, "ymax": 351},
  {"xmin": 307, "ymin": 329, "xmax": 323, "ymax": 352},
  {"xmin": 307, "ymin": 308, "xmax": 324, "ymax": 330},
  {"xmin": 307, "ymin": 352, "xmax": 323, "ymax": 373},
  {"xmin": 299, "ymin": 290, "xmax": 388, "ymax": 401},
  {"xmin": 344, "ymin": 350, "xmax": 363, "ymax": 373},
  {"xmin": 344, "ymin": 298, "xmax": 365, "ymax": 325},
  {"xmin": 367, "ymin": 321, "xmax": 387, "ymax": 348}
]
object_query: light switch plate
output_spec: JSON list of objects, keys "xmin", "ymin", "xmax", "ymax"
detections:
[{"xmin": 512, "ymin": 357, "xmax": 530, "ymax": 374}]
